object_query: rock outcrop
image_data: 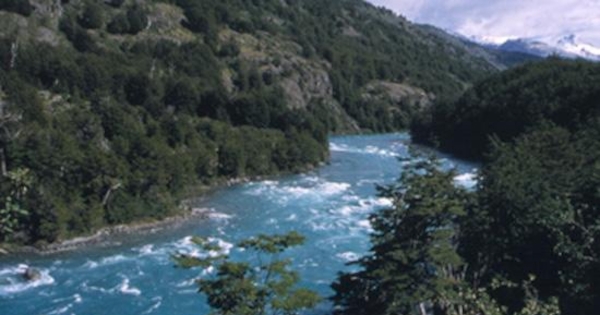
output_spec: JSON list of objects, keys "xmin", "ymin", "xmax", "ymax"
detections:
[
  {"xmin": 22, "ymin": 267, "xmax": 41, "ymax": 281},
  {"xmin": 362, "ymin": 81, "xmax": 435, "ymax": 109}
]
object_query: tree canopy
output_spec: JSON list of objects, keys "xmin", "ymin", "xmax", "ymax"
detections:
[
  {"xmin": 175, "ymin": 232, "xmax": 320, "ymax": 315},
  {"xmin": 412, "ymin": 58, "xmax": 600, "ymax": 159},
  {"xmin": 332, "ymin": 152, "xmax": 574, "ymax": 314}
]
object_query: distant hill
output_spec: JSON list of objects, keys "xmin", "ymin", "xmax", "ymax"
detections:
[{"xmin": 0, "ymin": 0, "xmax": 508, "ymax": 244}]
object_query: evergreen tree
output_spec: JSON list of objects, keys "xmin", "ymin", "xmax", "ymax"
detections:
[
  {"xmin": 0, "ymin": 0, "xmax": 34, "ymax": 16},
  {"xmin": 332, "ymin": 154, "xmax": 472, "ymax": 315},
  {"xmin": 78, "ymin": 2, "xmax": 104, "ymax": 29},
  {"xmin": 461, "ymin": 123, "xmax": 600, "ymax": 314},
  {"xmin": 332, "ymin": 153, "xmax": 563, "ymax": 315},
  {"xmin": 126, "ymin": 5, "xmax": 148, "ymax": 34}
]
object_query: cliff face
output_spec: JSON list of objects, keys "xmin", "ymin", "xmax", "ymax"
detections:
[
  {"xmin": 362, "ymin": 81, "xmax": 434, "ymax": 108},
  {"xmin": 217, "ymin": 28, "xmax": 359, "ymax": 131}
]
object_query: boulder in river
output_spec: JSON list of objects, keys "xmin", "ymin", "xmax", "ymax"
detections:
[{"xmin": 22, "ymin": 267, "xmax": 41, "ymax": 281}]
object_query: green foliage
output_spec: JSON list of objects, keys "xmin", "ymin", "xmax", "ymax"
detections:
[
  {"xmin": 332, "ymin": 154, "xmax": 472, "ymax": 315},
  {"xmin": 238, "ymin": 231, "xmax": 305, "ymax": 254},
  {"xmin": 107, "ymin": 14, "xmax": 130, "ymax": 34},
  {"xmin": 159, "ymin": 0, "xmax": 495, "ymax": 131},
  {"xmin": 407, "ymin": 58, "xmax": 600, "ymax": 314},
  {"xmin": 332, "ymin": 153, "xmax": 567, "ymax": 315},
  {"xmin": 60, "ymin": 16, "xmax": 96, "ymax": 52},
  {"xmin": 107, "ymin": 0, "xmax": 125, "ymax": 8},
  {"xmin": 0, "ymin": 168, "xmax": 33, "ymax": 241},
  {"xmin": 0, "ymin": 38, "xmax": 326, "ymax": 242},
  {"xmin": 174, "ymin": 232, "xmax": 320, "ymax": 315},
  {"xmin": 126, "ymin": 5, "xmax": 148, "ymax": 34},
  {"xmin": 0, "ymin": 197, "xmax": 28, "ymax": 241},
  {"xmin": 412, "ymin": 58, "xmax": 600, "ymax": 159},
  {"xmin": 0, "ymin": 0, "xmax": 34, "ymax": 16},
  {"xmin": 460, "ymin": 123, "xmax": 600, "ymax": 315},
  {"xmin": 218, "ymin": 41, "xmax": 240, "ymax": 58},
  {"xmin": 277, "ymin": 0, "xmax": 495, "ymax": 129},
  {"xmin": 78, "ymin": 2, "xmax": 104, "ymax": 30}
]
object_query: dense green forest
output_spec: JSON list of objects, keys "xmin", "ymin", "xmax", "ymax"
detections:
[
  {"xmin": 331, "ymin": 142, "xmax": 600, "ymax": 314},
  {"xmin": 412, "ymin": 58, "xmax": 600, "ymax": 159},
  {"xmin": 0, "ymin": 0, "xmax": 504, "ymax": 245}
]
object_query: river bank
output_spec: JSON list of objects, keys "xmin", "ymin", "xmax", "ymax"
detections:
[
  {"xmin": 1, "ymin": 207, "xmax": 211, "ymax": 256},
  {"xmin": 0, "ymin": 175, "xmax": 244, "ymax": 256},
  {"xmin": 0, "ymin": 166, "xmax": 322, "ymax": 256}
]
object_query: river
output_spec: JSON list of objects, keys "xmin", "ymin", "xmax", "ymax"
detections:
[{"xmin": 0, "ymin": 133, "xmax": 477, "ymax": 315}]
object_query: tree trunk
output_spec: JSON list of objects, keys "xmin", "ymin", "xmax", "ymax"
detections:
[
  {"xmin": 0, "ymin": 147, "xmax": 6, "ymax": 177},
  {"xmin": 101, "ymin": 188, "xmax": 112, "ymax": 207},
  {"xmin": 419, "ymin": 302, "xmax": 427, "ymax": 315},
  {"xmin": 102, "ymin": 182, "xmax": 122, "ymax": 207},
  {"xmin": 10, "ymin": 41, "xmax": 18, "ymax": 70}
]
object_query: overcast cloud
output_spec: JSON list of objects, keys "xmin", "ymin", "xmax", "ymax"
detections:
[{"xmin": 367, "ymin": 0, "xmax": 600, "ymax": 45}]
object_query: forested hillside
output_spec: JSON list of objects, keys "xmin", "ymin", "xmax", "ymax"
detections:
[
  {"xmin": 0, "ymin": 0, "xmax": 502, "ymax": 245},
  {"xmin": 412, "ymin": 58, "xmax": 600, "ymax": 158}
]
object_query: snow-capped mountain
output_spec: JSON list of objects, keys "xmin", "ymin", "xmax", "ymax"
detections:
[
  {"xmin": 482, "ymin": 34, "xmax": 600, "ymax": 61},
  {"xmin": 556, "ymin": 34, "xmax": 600, "ymax": 60},
  {"xmin": 498, "ymin": 39, "xmax": 568, "ymax": 57}
]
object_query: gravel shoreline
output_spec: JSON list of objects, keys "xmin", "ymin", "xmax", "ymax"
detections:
[{"xmin": 3, "ymin": 207, "xmax": 211, "ymax": 256}]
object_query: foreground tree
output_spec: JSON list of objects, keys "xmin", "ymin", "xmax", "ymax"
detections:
[
  {"xmin": 331, "ymin": 154, "xmax": 561, "ymax": 315},
  {"xmin": 332, "ymin": 155, "xmax": 473, "ymax": 315},
  {"xmin": 461, "ymin": 123, "xmax": 600, "ymax": 314},
  {"xmin": 174, "ymin": 232, "xmax": 320, "ymax": 315}
]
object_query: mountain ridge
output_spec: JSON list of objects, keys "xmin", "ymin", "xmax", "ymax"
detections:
[{"xmin": 476, "ymin": 34, "xmax": 600, "ymax": 61}]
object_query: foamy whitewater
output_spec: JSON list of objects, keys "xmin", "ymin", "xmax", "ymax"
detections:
[{"xmin": 0, "ymin": 133, "xmax": 477, "ymax": 315}]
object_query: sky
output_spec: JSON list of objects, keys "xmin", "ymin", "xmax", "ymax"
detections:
[{"xmin": 367, "ymin": 0, "xmax": 600, "ymax": 46}]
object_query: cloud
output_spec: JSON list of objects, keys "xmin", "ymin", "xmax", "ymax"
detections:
[{"xmin": 367, "ymin": 0, "xmax": 600, "ymax": 45}]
